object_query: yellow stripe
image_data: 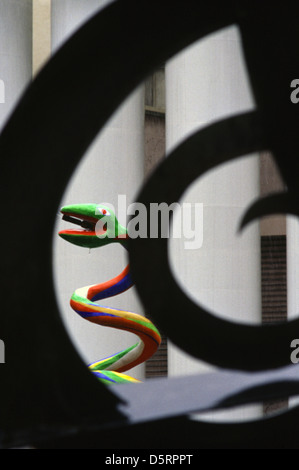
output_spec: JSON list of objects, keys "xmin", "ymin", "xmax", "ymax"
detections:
[
  {"xmin": 113, "ymin": 372, "xmax": 141, "ymax": 383},
  {"xmin": 78, "ymin": 301, "xmax": 153, "ymax": 325}
]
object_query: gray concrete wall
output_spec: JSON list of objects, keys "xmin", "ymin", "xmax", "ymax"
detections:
[{"xmin": 0, "ymin": 0, "xmax": 32, "ymax": 130}]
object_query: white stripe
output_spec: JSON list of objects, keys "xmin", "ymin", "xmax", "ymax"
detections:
[{"xmin": 106, "ymin": 341, "xmax": 145, "ymax": 372}]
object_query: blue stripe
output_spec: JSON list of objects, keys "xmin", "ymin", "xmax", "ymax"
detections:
[
  {"xmin": 92, "ymin": 371, "xmax": 116, "ymax": 383},
  {"xmin": 74, "ymin": 309, "xmax": 117, "ymax": 319},
  {"xmin": 76, "ymin": 310, "xmax": 160, "ymax": 346},
  {"xmin": 91, "ymin": 272, "xmax": 133, "ymax": 302}
]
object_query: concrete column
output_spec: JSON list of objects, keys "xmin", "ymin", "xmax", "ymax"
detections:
[
  {"xmin": 287, "ymin": 218, "xmax": 299, "ymax": 409},
  {"xmin": 0, "ymin": 0, "xmax": 32, "ymax": 130},
  {"xmin": 287, "ymin": 219, "xmax": 299, "ymax": 320},
  {"xmin": 166, "ymin": 26, "xmax": 262, "ymax": 419},
  {"xmin": 33, "ymin": 0, "xmax": 51, "ymax": 76},
  {"xmin": 52, "ymin": 0, "xmax": 146, "ymax": 381}
]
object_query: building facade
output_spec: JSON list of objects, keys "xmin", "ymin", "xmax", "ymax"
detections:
[{"xmin": 0, "ymin": 0, "xmax": 292, "ymax": 422}]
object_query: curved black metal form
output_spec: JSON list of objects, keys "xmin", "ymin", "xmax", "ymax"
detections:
[{"xmin": 1, "ymin": 0, "xmax": 299, "ymax": 449}]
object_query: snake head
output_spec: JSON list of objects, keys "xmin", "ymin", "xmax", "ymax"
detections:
[{"xmin": 58, "ymin": 203, "xmax": 128, "ymax": 249}]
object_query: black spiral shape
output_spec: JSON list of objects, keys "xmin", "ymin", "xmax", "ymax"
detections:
[{"xmin": 1, "ymin": 0, "xmax": 299, "ymax": 449}]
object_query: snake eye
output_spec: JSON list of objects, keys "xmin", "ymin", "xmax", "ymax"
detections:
[{"xmin": 96, "ymin": 207, "xmax": 111, "ymax": 217}]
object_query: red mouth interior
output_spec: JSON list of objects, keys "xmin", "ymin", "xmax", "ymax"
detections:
[{"xmin": 59, "ymin": 211, "xmax": 99, "ymax": 235}]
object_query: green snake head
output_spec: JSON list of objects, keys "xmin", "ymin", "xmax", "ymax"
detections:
[{"xmin": 59, "ymin": 203, "xmax": 128, "ymax": 249}]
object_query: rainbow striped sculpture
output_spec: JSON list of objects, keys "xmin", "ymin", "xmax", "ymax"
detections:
[{"xmin": 59, "ymin": 204, "xmax": 161, "ymax": 385}]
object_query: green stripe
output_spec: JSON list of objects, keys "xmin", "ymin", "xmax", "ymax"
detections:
[
  {"xmin": 95, "ymin": 370, "xmax": 139, "ymax": 385},
  {"xmin": 89, "ymin": 343, "xmax": 139, "ymax": 371}
]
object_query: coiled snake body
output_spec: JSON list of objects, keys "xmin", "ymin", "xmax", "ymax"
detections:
[{"xmin": 59, "ymin": 203, "xmax": 161, "ymax": 385}]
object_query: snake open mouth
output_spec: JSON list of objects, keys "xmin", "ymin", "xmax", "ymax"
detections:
[
  {"xmin": 58, "ymin": 205, "xmax": 107, "ymax": 245},
  {"xmin": 61, "ymin": 211, "xmax": 98, "ymax": 233},
  {"xmin": 58, "ymin": 204, "xmax": 111, "ymax": 248},
  {"xmin": 58, "ymin": 203, "xmax": 126, "ymax": 249}
]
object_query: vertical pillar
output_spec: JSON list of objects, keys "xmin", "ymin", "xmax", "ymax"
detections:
[
  {"xmin": 51, "ymin": 0, "xmax": 114, "ymax": 54},
  {"xmin": 33, "ymin": 0, "xmax": 51, "ymax": 76},
  {"xmin": 52, "ymin": 0, "xmax": 146, "ymax": 380},
  {"xmin": 287, "ymin": 219, "xmax": 299, "ymax": 320},
  {"xmin": 287, "ymin": 218, "xmax": 299, "ymax": 409},
  {"xmin": 166, "ymin": 26, "xmax": 262, "ymax": 419},
  {"xmin": 0, "ymin": 0, "xmax": 32, "ymax": 130}
]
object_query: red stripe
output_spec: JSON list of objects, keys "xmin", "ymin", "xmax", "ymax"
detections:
[
  {"xmin": 59, "ymin": 230, "xmax": 95, "ymax": 236},
  {"xmin": 87, "ymin": 265, "xmax": 130, "ymax": 300}
]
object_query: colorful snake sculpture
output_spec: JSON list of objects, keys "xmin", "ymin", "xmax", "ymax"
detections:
[{"xmin": 59, "ymin": 203, "xmax": 161, "ymax": 385}]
